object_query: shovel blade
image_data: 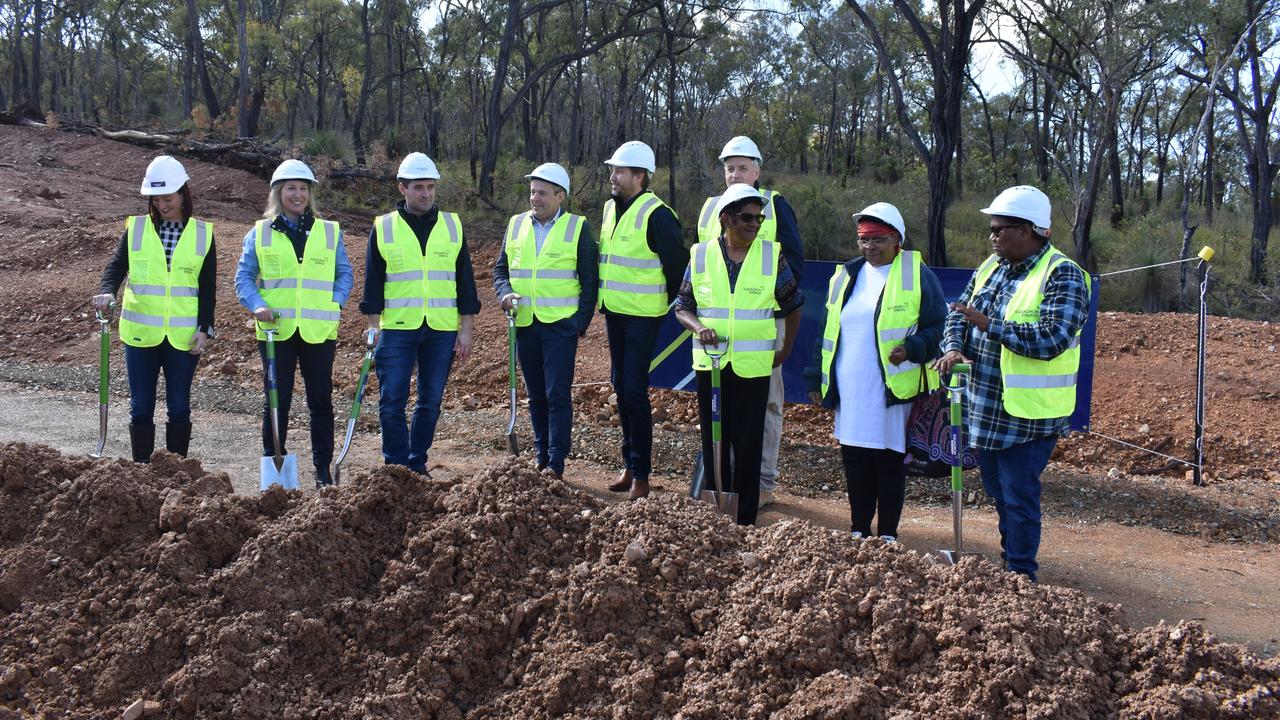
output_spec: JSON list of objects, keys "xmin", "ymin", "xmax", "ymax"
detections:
[
  {"xmin": 698, "ymin": 489, "xmax": 739, "ymax": 519},
  {"xmin": 260, "ymin": 454, "xmax": 299, "ymax": 491},
  {"xmin": 506, "ymin": 432, "xmax": 519, "ymax": 456},
  {"xmin": 933, "ymin": 549, "xmax": 984, "ymax": 565}
]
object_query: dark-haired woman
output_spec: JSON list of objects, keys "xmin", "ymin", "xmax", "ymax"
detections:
[
  {"xmin": 674, "ymin": 183, "xmax": 803, "ymax": 526},
  {"xmin": 92, "ymin": 155, "xmax": 216, "ymax": 463}
]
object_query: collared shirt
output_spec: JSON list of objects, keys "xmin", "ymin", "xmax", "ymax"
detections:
[
  {"xmin": 157, "ymin": 220, "xmax": 183, "ymax": 265},
  {"xmin": 491, "ymin": 210, "xmax": 600, "ymax": 336},
  {"xmin": 941, "ymin": 242, "xmax": 1090, "ymax": 451},
  {"xmin": 234, "ymin": 215, "xmax": 355, "ymax": 313},
  {"xmin": 531, "ymin": 208, "xmax": 562, "ymax": 254}
]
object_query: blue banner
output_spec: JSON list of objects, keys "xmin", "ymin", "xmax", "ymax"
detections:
[{"xmin": 646, "ymin": 260, "xmax": 1099, "ymax": 431}]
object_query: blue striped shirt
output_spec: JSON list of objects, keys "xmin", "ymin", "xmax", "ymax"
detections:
[{"xmin": 941, "ymin": 243, "xmax": 1090, "ymax": 450}]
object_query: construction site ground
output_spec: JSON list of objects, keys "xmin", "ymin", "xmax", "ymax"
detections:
[{"xmin": 1, "ymin": 124, "xmax": 1278, "ymax": 716}]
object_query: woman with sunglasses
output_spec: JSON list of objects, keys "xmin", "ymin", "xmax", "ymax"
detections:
[
  {"xmin": 805, "ymin": 202, "xmax": 946, "ymax": 542},
  {"xmin": 674, "ymin": 183, "xmax": 803, "ymax": 526}
]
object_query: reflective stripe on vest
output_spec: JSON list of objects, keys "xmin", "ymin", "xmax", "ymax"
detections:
[
  {"xmin": 599, "ymin": 192, "xmax": 671, "ymax": 317},
  {"xmin": 504, "ymin": 211, "xmax": 584, "ymax": 327},
  {"xmin": 970, "ymin": 247, "xmax": 1091, "ymax": 419},
  {"xmin": 696, "ymin": 189, "xmax": 779, "ymax": 245},
  {"xmin": 690, "ymin": 239, "xmax": 778, "ymax": 378},
  {"xmin": 254, "ymin": 218, "xmax": 342, "ymax": 342},
  {"xmin": 118, "ymin": 215, "xmax": 211, "ymax": 350},
  {"xmin": 376, "ymin": 210, "xmax": 463, "ymax": 331}
]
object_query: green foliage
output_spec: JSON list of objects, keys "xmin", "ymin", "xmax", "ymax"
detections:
[{"xmin": 301, "ymin": 130, "xmax": 354, "ymax": 163}]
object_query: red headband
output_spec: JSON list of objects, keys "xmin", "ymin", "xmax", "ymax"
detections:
[{"xmin": 857, "ymin": 219, "xmax": 898, "ymax": 239}]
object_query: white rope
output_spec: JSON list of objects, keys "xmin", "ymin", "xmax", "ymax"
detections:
[
  {"xmin": 1085, "ymin": 429, "xmax": 1200, "ymax": 468},
  {"xmin": 1097, "ymin": 257, "xmax": 1198, "ymax": 277}
]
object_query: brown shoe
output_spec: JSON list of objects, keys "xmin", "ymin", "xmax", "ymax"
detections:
[
  {"xmin": 608, "ymin": 468, "xmax": 633, "ymax": 492},
  {"xmin": 628, "ymin": 477, "xmax": 650, "ymax": 501}
]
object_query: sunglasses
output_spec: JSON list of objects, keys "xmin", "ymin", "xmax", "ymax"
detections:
[
  {"xmin": 733, "ymin": 212, "xmax": 767, "ymax": 225},
  {"xmin": 857, "ymin": 236, "xmax": 895, "ymax": 248}
]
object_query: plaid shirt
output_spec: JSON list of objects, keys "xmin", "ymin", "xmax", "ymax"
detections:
[
  {"xmin": 158, "ymin": 220, "xmax": 183, "ymax": 267},
  {"xmin": 942, "ymin": 243, "xmax": 1090, "ymax": 451}
]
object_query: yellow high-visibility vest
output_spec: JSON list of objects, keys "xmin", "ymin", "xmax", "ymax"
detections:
[
  {"xmin": 118, "ymin": 215, "xmax": 211, "ymax": 350},
  {"xmin": 818, "ymin": 251, "xmax": 939, "ymax": 401},
  {"xmin": 375, "ymin": 210, "xmax": 462, "ymax": 331},
  {"xmin": 253, "ymin": 218, "xmax": 342, "ymax": 342},
  {"xmin": 503, "ymin": 211, "xmax": 584, "ymax": 327},
  {"xmin": 599, "ymin": 192, "xmax": 671, "ymax": 317},
  {"xmin": 970, "ymin": 246, "xmax": 1091, "ymax": 419},
  {"xmin": 689, "ymin": 238, "xmax": 779, "ymax": 378}
]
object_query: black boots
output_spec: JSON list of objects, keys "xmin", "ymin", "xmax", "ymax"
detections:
[
  {"xmin": 129, "ymin": 422, "xmax": 155, "ymax": 463},
  {"xmin": 166, "ymin": 421, "xmax": 193, "ymax": 457},
  {"xmin": 315, "ymin": 463, "xmax": 334, "ymax": 489}
]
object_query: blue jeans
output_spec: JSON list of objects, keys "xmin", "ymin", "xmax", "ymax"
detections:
[
  {"xmin": 124, "ymin": 341, "xmax": 199, "ymax": 426},
  {"xmin": 517, "ymin": 319, "xmax": 578, "ymax": 475},
  {"xmin": 375, "ymin": 327, "xmax": 456, "ymax": 473},
  {"xmin": 605, "ymin": 313, "xmax": 663, "ymax": 480},
  {"xmin": 978, "ymin": 435, "xmax": 1058, "ymax": 582}
]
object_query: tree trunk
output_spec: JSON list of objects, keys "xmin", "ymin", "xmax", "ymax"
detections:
[
  {"xmin": 1108, "ymin": 131, "xmax": 1124, "ymax": 227},
  {"xmin": 350, "ymin": 0, "xmax": 375, "ymax": 152},
  {"xmin": 479, "ymin": 0, "xmax": 522, "ymax": 199},
  {"xmin": 30, "ymin": 0, "xmax": 43, "ymax": 113},
  {"xmin": 1203, "ymin": 102, "xmax": 1215, "ymax": 223},
  {"xmin": 235, "ymin": 0, "xmax": 250, "ymax": 137},
  {"xmin": 186, "ymin": 0, "xmax": 220, "ymax": 119}
]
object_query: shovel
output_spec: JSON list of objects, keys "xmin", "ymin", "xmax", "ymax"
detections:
[
  {"xmin": 259, "ymin": 324, "xmax": 299, "ymax": 491},
  {"xmin": 935, "ymin": 363, "xmax": 981, "ymax": 564},
  {"xmin": 698, "ymin": 338, "xmax": 738, "ymax": 520},
  {"xmin": 89, "ymin": 303, "xmax": 113, "ymax": 458},
  {"xmin": 505, "ymin": 298, "xmax": 520, "ymax": 455},
  {"xmin": 331, "ymin": 328, "xmax": 378, "ymax": 485}
]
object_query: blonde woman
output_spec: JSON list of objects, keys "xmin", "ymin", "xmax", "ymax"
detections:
[
  {"xmin": 92, "ymin": 155, "xmax": 216, "ymax": 462},
  {"xmin": 234, "ymin": 159, "xmax": 353, "ymax": 487}
]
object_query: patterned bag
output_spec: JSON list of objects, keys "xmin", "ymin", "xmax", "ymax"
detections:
[{"xmin": 903, "ymin": 388, "xmax": 980, "ymax": 478}]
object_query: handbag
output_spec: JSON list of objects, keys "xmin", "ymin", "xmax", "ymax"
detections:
[{"xmin": 904, "ymin": 388, "xmax": 980, "ymax": 478}]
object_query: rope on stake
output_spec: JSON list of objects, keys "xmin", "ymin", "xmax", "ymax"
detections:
[{"xmin": 1094, "ymin": 246, "xmax": 1214, "ymax": 484}]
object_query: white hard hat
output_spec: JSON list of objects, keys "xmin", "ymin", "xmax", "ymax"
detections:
[
  {"xmin": 852, "ymin": 202, "xmax": 907, "ymax": 244},
  {"xmin": 140, "ymin": 155, "xmax": 190, "ymax": 196},
  {"xmin": 525, "ymin": 162, "xmax": 571, "ymax": 195},
  {"xmin": 718, "ymin": 136, "xmax": 763, "ymax": 164},
  {"xmin": 713, "ymin": 183, "xmax": 765, "ymax": 218},
  {"xmin": 981, "ymin": 185, "xmax": 1052, "ymax": 232},
  {"xmin": 604, "ymin": 141, "xmax": 656, "ymax": 173},
  {"xmin": 397, "ymin": 152, "xmax": 440, "ymax": 181},
  {"xmin": 271, "ymin": 158, "xmax": 317, "ymax": 186}
]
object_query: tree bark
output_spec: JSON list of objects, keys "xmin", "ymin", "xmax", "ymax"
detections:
[{"xmin": 186, "ymin": 0, "xmax": 220, "ymax": 119}]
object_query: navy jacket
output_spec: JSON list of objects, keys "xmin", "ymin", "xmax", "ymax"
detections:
[{"xmin": 803, "ymin": 255, "xmax": 946, "ymax": 409}]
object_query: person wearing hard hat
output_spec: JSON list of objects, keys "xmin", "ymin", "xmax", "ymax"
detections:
[
  {"xmin": 360, "ymin": 152, "xmax": 480, "ymax": 478},
  {"xmin": 933, "ymin": 186, "xmax": 1091, "ymax": 582},
  {"xmin": 92, "ymin": 155, "xmax": 216, "ymax": 463},
  {"xmin": 674, "ymin": 184, "xmax": 804, "ymax": 525},
  {"xmin": 235, "ymin": 158, "xmax": 354, "ymax": 488},
  {"xmin": 697, "ymin": 136, "xmax": 805, "ymax": 510},
  {"xmin": 599, "ymin": 140, "xmax": 688, "ymax": 500},
  {"xmin": 803, "ymin": 202, "xmax": 946, "ymax": 542},
  {"xmin": 492, "ymin": 163, "xmax": 598, "ymax": 480}
]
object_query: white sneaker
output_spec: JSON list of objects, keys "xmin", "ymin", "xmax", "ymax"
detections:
[
  {"xmin": 880, "ymin": 535, "xmax": 898, "ymax": 544},
  {"xmin": 758, "ymin": 489, "xmax": 776, "ymax": 509},
  {"xmin": 850, "ymin": 531, "xmax": 864, "ymax": 540}
]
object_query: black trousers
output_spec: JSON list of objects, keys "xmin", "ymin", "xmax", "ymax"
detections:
[
  {"xmin": 696, "ymin": 367, "xmax": 770, "ymax": 526},
  {"xmin": 840, "ymin": 445, "xmax": 907, "ymax": 537},
  {"xmin": 258, "ymin": 335, "xmax": 335, "ymax": 469}
]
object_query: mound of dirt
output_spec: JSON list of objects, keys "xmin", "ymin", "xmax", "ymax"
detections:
[{"xmin": 1, "ymin": 442, "xmax": 1275, "ymax": 718}]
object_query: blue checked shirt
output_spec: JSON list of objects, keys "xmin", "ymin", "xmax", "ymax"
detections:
[{"xmin": 942, "ymin": 243, "xmax": 1090, "ymax": 451}]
